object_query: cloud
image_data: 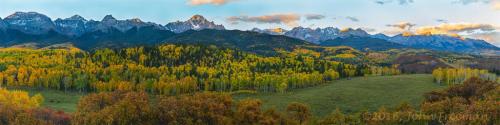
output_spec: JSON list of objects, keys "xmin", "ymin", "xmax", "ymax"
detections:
[
  {"xmin": 361, "ymin": 27, "xmax": 377, "ymax": 33},
  {"xmin": 494, "ymin": 1, "xmax": 500, "ymax": 10},
  {"xmin": 453, "ymin": 0, "xmax": 491, "ymax": 5},
  {"xmin": 304, "ymin": 14, "xmax": 325, "ymax": 20},
  {"xmin": 397, "ymin": 0, "xmax": 415, "ymax": 5},
  {"xmin": 468, "ymin": 32, "xmax": 500, "ymax": 46},
  {"xmin": 374, "ymin": 0, "xmax": 389, "ymax": 5},
  {"xmin": 453, "ymin": 0, "xmax": 500, "ymax": 10},
  {"xmin": 436, "ymin": 19, "xmax": 449, "ymax": 23},
  {"xmin": 345, "ymin": 16, "xmax": 359, "ymax": 22},
  {"xmin": 390, "ymin": 23, "xmax": 500, "ymax": 44},
  {"xmin": 188, "ymin": 0, "xmax": 237, "ymax": 6},
  {"xmin": 415, "ymin": 23, "xmax": 496, "ymax": 36},
  {"xmin": 227, "ymin": 14, "xmax": 301, "ymax": 27},
  {"xmin": 386, "ymin": 22, "xmax": 416, "ymax": 30},
  {"xmin": 374, "ymin": 0, "xmax": 414, "ymax": 5}
]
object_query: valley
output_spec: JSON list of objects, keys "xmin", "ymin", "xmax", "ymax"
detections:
[
  {"xmin": 0, "ymin": 6, "xmax": 498, "ymax": 125},
  {"xmin": 17, "ymin": 74, "xmax": 442, "ymax": 115}
]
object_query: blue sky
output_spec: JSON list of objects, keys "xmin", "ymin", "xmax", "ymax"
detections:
[{"xmin": 1, "ymin": 0, "xmax": 499, "ymax": 45}]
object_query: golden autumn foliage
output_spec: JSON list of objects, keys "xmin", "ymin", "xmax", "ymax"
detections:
[
  {"xmin": 421, "ymin": 77, "xmax": 499, "ymax": 124},
  {"xmin": 72, "ymin": 91, "xmax": 153, "ymax": 125},
  {"xmin": 0, "ymin": 89, "xmax": 70, "ymax": 125},
  {"xmin": 0, "ymin": 44, "xmax": 398, "ymax": 94},
  {"xmin": 71, "ymin": 91, "xmax": 310, "ymax": 125},
  {"xmin": 0, "ymin": 76, "xmax": 495, "ymax": 125},
  {"xmin": 0, "ymin": 88, "xmax": 43, "ymax": 109},
  {"xmin": 334, "ymin": 53, "xmax": 356, "ymax": 59},
  {"xmin": 432, "ymin": 68, "xmax": 497, "ymax": 85}
]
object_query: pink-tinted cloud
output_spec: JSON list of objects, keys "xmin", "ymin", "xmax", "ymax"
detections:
[
  {"xmin": 188, "ymin": 0, "xmax": 237, "ymax": 6},
  {"xmin": 227, "ymin": 14, "xmax": 301, "ymax": 27},
  {"xmin": 468, "ymin": 32, "xmax": 500, "ymax": 46},
  {"xmin": 415, "ymin": 23, "xmax": 496, "ymax": 36},
  {"xmin": 494, "ymin": 1, "xmax": 500, "ymax": 10}
]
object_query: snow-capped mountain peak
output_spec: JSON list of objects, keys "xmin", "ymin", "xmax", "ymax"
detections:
[
  {"xmin": 54, "ymin": 15, "xmax": 88, "ymax": 36},
  {"xmin": 102, "ymin": 15, "xmax": 117, "ymax": 22},
  {"xmin": 280, "ymin": 27, "xmax": 370, "ymax": 43},
  {"xmin": 3, "ymin": 12, "xmax": 56, "ymax": 34},
  {"xmin": 250, "ymin": 28, "xmax": 288, "ymax": 35},
  {"xmin": 165, "ymin": 15, "xmax": 225, "ymax": 33},
  {"xmin": 67, "ymin": 15, "xmax": 87, "ymax": 22}
]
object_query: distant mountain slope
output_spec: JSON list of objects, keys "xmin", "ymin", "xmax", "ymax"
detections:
[
  {"xmin": 393, "ymin": 55, "xmax": 451, "ymax": 73},
  {"xmin": 251, "ymin": 28, "xmax": 288, "ymax": 35},
  {"xmin": 1, "ymin": 27, "xmax": 312, "ymax": 55},
  {"xmin": 73, "ymin": 26, "xmax": 176, "ymax": 50},
  {"xmin": 319, "ymin": 36, "xmax": 407, "ymax": 51},
  {"xmin": 253, "ymin": 26, "xmax": 499, "ymax": 55},
  {"xmin": 384, "ymin": 34, "xmax": 500, "ymax": 55},
  {"xmin": 0, "ymin": 29, "xmax": 69, "ymax": 46},
  {"xmin": 0, "ymin": 17, "xmax": 8, "ymax": 30},
  {"xmin": 164, "ymin": 29, "xmax": 312, "ymax": 55},
  {"xmin": 3, "ymin": 12, "xmax": 56, "ymax": 35},
  {"xmin": 253, "ymin": 27, "xmax": 370, "ymax": 44}
]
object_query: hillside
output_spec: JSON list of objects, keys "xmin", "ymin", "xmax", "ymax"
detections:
[
  {"xmin": 20, "ymin": 74, "xmax": 443, "ymax": 114},
  {"xmin": 165, "ymin": 29, "xmax": 313, "ymax": 55},
  {"xmin": 73, "ymin": 26, "xmax": 176, "ymax": 50},
  {"xmin": 1, "ymin": 28, "xmax": 313, "ymax": 55},
  {"xmin": 233, "ymin": 74, "xmax": 445, "ymax": 116}
]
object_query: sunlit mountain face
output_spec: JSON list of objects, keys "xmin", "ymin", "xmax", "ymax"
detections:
[{"xmin": 0, "ymin": 1, "xmax": 499, "ymax": 125}]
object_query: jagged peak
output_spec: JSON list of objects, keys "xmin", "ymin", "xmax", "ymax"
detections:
[
  {"xmin": 290, "ymin": 26, "xmax": 310, "ymax": 31},
  {"xmin": 102, "ymin": 15, "xmax": 116, "ymax": 22},
  {"xmin": 251, "ymin": 27, "xmax": 261, "ymax": 31},
  {"xmin": 340, "ymin": 28, "xmax": 354, "ymax": 32},
  {"xmin": 127, "ymin": 18, "xmax": 143, "ymax": 23},
  {"xmin": 270, "ymin": 28, "xmax": 286, "ymax": 33},
  {"xmin": 67, "ymin": 15, "xmax": 86, "ymax": 21},
  {"xmin": 189, "ymin": 14, "xmax": 207, "ymax": 21},
  {"xmin": 373, "ymin": 33, "xmax": 390, "ymax": 37}
]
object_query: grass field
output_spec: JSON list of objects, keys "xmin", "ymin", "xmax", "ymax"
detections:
[
  {"xmin": 18, "ymin": 88, "xmax": 85, "ymax": 112},
  {"xmin": 233, "ymin": 74, "xmax": 445, "ymax": 117},
  {"xmin": 19, "ymin": 74, "xmax": 444, "ymax": 115}
]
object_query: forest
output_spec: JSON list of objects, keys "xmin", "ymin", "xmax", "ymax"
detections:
[
  {"xmin": 0, "ymin": 44, "xmax": 498, "ymax": 125},
  {"xmin": 0, "ymin": 44, "xmax": 400, "ymax": 94}
]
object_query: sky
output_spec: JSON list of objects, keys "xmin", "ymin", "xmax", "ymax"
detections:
[{"xmin": 1, "ymin": 0, "xmax": 499, "ymax": 46}]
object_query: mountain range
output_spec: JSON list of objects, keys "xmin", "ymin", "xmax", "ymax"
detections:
[
  {"xmin": 0, "ymin": 11, "xmax": 499, "ymax": 55},
  {"xmin": 252, "ymin": 27, "xmax": 499, "ymax": 55}
]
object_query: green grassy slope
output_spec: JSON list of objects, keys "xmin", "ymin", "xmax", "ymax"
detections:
[
  {"xmin": 233, "ymin": 74, "xmax": 445, "ymax": 116},
  {"xmin": 21, "ymin": 88, "xmax": 84, "ymax": 112},
  {"xmin": 19, "ymin": 74, "xmax": 443, "ymax": 115}
]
